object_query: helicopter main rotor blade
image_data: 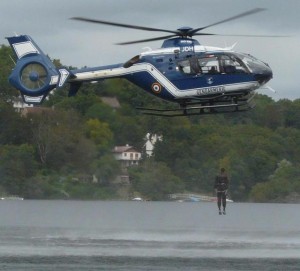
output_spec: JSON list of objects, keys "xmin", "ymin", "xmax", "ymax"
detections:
[
  {"xmin": 116, "ymin": 34, "xmax": 178, "ymax": 45},
  {"xmin": 190, "ymin": 8, "xmax": 266, "ymax": 35},
  {"xmin": 193, "ymin": 33, "xmax": 288, "ymax": 38},
  {"xmin": 71, "ymin": 8, "xmax": 284, "ymax": 45},
  {"xmin": 71, "ymin": 17, "xmax": 177, "ymax": 34}
]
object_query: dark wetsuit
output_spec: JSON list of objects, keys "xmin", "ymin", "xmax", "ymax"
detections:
[{"xmin": 214, "ymin": 173, "xmax": 229, "ymax": 211}]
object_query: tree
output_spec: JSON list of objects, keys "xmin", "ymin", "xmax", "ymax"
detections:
[
  {"xmin": 28, "ymin": 109, "xmax": 96, "ymax": 172},
  {"xmin": 129, "ymin": 160, "xmax": 184, "ymax": 200},
  {"xmin": 0, "ymin": 45, "xmax": 18, "ymax": 102},
  {"xmin": 250, "ymin": 159, "xmax": 300, "ymax": 202},
  {"xmin": 85, "ymin": 102, "xmax": 117, "ymax": 124},
  {"xmin": 91, "ymin": 154, "xmax": 121, "ymax": 185},
  {"xmin": 0, "ymin": 144, "xmax": 37, "ymax": 195},
  {"xmin": 86, "ymin": 118, "xmax": 113, "ymax": 153},
  {"xmin": 278, "ymin": 99, "xmax": 300, "ymax": 129},
  {"xmin": 52, "ymin": 91, "xmax": 103, "ymax": 116},
  {"xmin": 0, "ymin": 101, "xmax": 31, "ymax": 145}
]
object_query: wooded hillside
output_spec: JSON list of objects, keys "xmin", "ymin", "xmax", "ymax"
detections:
[{"xmin": 1, "ymin": 44, "xmax": 300, "ymax": 202}]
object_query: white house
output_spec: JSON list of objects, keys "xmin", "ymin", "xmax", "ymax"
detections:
[
  {"xmin": 13, "ymin": 96, "xmax": 33, "ymax": 113},
  {"xmin": 144, "ymin": 133, "xmax": 163, "ymax": 157},
  {"xmin": 112, "ymin": 144, "xmax": 142, "ymax": 185},
  {"xmin": 112, "ymin": 144, "xmax": 142, "ymax": 169}
]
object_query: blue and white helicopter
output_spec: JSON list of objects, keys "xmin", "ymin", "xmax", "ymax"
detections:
[{"xmin": 7, "ymin": 8, "xmax": 275, "ymax": 116}]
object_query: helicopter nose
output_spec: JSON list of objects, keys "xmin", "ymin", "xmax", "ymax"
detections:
[{"xmin": 254, "ymin": 65, "xmax": 273, "ymax": 85}]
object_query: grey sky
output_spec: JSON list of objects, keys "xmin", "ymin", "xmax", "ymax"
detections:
[{"xmin": 1, "ymin": 0, "xmax": 299, "ymax": 100}]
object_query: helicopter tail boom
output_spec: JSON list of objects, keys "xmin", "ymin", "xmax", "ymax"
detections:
[{"xmin": 6, "ymin": 35, "xmax": 71, "ymax": 103}]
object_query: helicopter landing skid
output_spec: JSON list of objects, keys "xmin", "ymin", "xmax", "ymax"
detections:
[{"xmin": 137, "ymin": 97, "xmax": 255, "ymax": 117}]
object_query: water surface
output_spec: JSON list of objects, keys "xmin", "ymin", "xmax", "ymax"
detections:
[{"xmin": 0, "ymin": 200, "xmax": 299, "ymax": 270}]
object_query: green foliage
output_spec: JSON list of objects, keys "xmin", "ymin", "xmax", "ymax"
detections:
[
  {"xmin": 0, "ymin": 45, "xmax": 18, "ymax": 101},
  {"xmin": 129, "ymin": 160, "xmax": 184, "ymax": 200},
  {"xmin": 91, "ymin": 154, "xmax": 121, "ymax": 184},
  {"xmin": 0, "ymin": 144, "xmax": 37, "ymax": 195},
  {"xmin": 250, "ymin": 159, "xmax": 300, "ymax": 202},
  {"xmin": 21, "ymin": 175, "xmax": 63, "ymax": 199},
  {"xmin": 86, "ymin": 118, "xmax": 113, "ymax": 149},
  {"xmin": 53, "ymin": 91, "xmax": 102, "ymax": 115},
  {"xmin": 63, "ymin": 181, "xmax": 117, "ymax": 200},
  {"xmin": 0, "ymin": 101, "xmax": 31, "ymax": 144},
  {"xmin": 85, "ymin": 102, "xmax": 117, "ymax": 123},
  {"xmin": 28, "ymin": 109, "xmax": 97, "ymax": 172}
]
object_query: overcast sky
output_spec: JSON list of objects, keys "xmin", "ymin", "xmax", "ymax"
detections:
[{"xmin": 1, "ymin": 0, "xmax": 299, "ymax": 100}]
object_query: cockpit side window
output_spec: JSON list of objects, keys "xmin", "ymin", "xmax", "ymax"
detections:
[{"xmin": 219, "ymin": 54, "xmax": 248, "ymax": 74}]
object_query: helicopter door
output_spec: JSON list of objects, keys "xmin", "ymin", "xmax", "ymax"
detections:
[
  {"xmin": 189, "ymin": 56, "xmax": 202, "ymax": 74},
  {"xmin": 177, "ymin": 56, "xmax": 202, "ymax": 75}
]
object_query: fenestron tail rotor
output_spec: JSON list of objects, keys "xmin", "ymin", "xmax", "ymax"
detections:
[
  {"xmin": 71, "ymin": 8, "xmax": 279, "ymax": 45},
  {"xmin": 21, "ymin": 63, "xmax": 48, "ymax": 90}
]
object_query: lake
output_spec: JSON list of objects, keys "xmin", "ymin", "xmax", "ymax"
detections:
[{"xmin": 0, "ymin": 200, "xmax": 299, "ymax": 270}]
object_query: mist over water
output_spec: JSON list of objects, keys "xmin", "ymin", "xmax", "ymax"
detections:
[{"xmin": 0, "ymin": 201, "xmax": 299, "ymax": 270}]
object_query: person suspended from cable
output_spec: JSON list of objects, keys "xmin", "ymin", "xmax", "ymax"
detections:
[{"xmin": 214, "ymin": 168, "xmax": 229, "ymax": 215}]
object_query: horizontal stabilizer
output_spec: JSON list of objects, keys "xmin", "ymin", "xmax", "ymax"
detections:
[
  {"xmin": 6, "ymin": 35, "xmax": 45, "ymax": 59},
  {"xmin": 22, "ymin": 94, "xmax": 48, "ymax": 104}
]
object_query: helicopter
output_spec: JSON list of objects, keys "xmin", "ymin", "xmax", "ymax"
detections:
[{"xmin": 6, "ymin": 8, "xmax": 275, "ymax": 116}]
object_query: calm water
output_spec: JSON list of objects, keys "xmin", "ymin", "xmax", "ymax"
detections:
[{"xmin": 0, "ymin": 200, "xmax": 299, "ymax": 270}]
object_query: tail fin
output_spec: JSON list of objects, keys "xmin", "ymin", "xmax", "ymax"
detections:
[{"xmin": 6, "ymin": 35, "xmax": 71, "ymax": 104}]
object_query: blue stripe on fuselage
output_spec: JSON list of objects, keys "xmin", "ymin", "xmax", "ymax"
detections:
[{"xmin": 172, "ymin": 73, "xmax": 255, "ymax": 90}]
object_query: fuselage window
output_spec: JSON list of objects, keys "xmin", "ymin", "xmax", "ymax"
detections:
[
  {"xmin": 178, "ymin": 56, "xmax": 220, "ymax": 75},
  {"xmin": 178, "ymin": 56, "xmax": 203, "ymax": 75},
  {"xmin": 178, "ymin": 59, "xmax": 192, "ymax": 74},
  {"xmin": 198, "ymin": 56, "xmax": 220, "ymax": 74}
]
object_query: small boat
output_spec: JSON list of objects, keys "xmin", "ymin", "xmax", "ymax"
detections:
[
  {"xmin": 1, "ymin": 196, "xmax": 24, "ymax": 200},
  {"xmin": 132, "ymin": 197, "xmax": 143, "ymax": 201}
]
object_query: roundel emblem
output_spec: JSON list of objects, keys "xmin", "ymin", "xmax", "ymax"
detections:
[
  {"xmin": 207, "ymin": 77, "xmax": 214, "ymax": 85},
  {"xmin": 151, "ymin": 82, "xmax": 162, "ymax": 94}
]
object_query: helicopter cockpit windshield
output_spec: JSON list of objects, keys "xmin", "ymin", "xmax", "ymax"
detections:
[{"xmin": 233, "ymin": 53, "xmax": 269, "ymax": 73}]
